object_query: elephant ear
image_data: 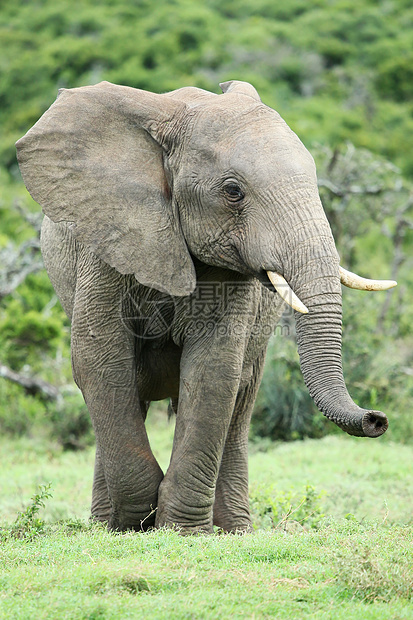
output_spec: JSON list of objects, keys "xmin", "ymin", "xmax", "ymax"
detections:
[
  {"xmin": 16, "ymin": 81, "xmax": 196, "ymax": 297},
  {"xmin": 219, "ymin": 80, "xmax": 261, "ymax": 101}
]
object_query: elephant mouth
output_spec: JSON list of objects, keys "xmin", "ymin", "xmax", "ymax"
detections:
[{"xmin": 257, "ymin": 269, "xmax": 309, "ymax": 314}]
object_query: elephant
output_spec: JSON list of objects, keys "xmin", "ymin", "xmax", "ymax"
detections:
[{"xmin": 16, "ymin": 79, "xmax": 396, "ymax": 534}]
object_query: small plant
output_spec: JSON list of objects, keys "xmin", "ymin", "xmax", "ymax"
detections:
[
  {"xmin": 250, "ymin": 483, "xmax": 325, "ymax": 531},
  {"xmin": 4, "ymin": 482, "xmax": 53, "ymax": 540}
]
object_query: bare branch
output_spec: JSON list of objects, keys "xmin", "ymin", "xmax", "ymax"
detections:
[
  {"xmin": 0, "ymin": 364, "xmax": 61, "ymax": 402},
  {"xmin": 13, "ymin": 200, "xmax": 43, "ymax": 234},
  {"xmin": 0, "ymin": 238, "xmax": 43, "ymax": 301},
  {"xmin": 0, "ymin": 259, "xmax": 44, "ymax": 301},
  {"xmin": 318, "ymin": 178, "xmax": 384, "ymax": 197}
]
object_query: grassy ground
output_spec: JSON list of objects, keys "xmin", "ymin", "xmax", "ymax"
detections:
[{"xmin": 1, "ymin": 410, "xmax": 413, "ymax": 618}]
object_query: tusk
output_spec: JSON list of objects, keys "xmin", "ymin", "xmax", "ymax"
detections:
[
  {"xmin": 339, "ymin": 266, "xmax": 397, "ymax": 291},
  {"xmin": 267, "ymin": 271, "xmax": 309, "ymax": 314}
]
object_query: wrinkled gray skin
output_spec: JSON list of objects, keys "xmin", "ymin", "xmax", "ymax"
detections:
[{"xmin": 16, "ymin": 80, "xmax": 388, "ymax": 533}]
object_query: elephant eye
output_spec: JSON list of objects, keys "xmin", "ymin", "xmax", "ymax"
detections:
[{"xmin": 223, "ymin": 182, "xmax": 245, "ymax": 203}]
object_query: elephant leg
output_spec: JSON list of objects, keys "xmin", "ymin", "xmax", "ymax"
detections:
[
  {"xmin": 91, "ymin": 445, "xmax": 111, "ymax": 523},
  {"xmin": 213, "ymin": 353, "xmax": 265, "ymax": 533},
  {"xmin": 72, "ymin": 253, "xmax": 163, "ymax": 531},
  {"xmin": 155, "ymin": 331, "xmax": 247, "ymax": 533}
]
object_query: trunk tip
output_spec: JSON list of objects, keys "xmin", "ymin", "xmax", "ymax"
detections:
[{"xmin": 362, "ymin": 410, "xmax": 388, "ymax": 438}]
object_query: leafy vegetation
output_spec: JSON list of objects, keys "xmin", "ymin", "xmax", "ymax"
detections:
[
  {"xmin": 0, "ymin": 0, "xmax": 412, "ymax": 444},
  {"xmin": 250, "ymin": 483, "xmax": 326, "ymax": 531},
  {"xmin": 2, "ymin": 482, "xmax": 53, "ymax": 541}
]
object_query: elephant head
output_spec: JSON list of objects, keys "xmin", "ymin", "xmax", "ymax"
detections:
[{"xmin": 16, "ymin": 80, "xmax": 395, "ymax": 438}]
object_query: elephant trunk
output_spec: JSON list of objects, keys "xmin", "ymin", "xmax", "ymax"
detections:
[
  {"xmin": 284, "ymin": 221, "xmax": 388, "ymax": 438},
  {"xmin": 294, "ymin": 302, "xmax": 388, "ymax": 437}
]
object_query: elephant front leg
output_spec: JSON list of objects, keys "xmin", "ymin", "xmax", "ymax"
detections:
[
  {"xmin": 213, "ymin": 353, "xmax": 265, "ymax": 533},
  {"xmin": 91, "ymin": 445, "xmax": 111, "ymax": 523},
  {"xmin": 72, "ymin": 336, "xmax": 163, "ymax": 530},
  {"xmin": 155, "ymin": 338, "xmax": 245, "ymax": 533},
  {"xmin": 73, "ymin": 345, "xmax": 163, "ymax": 530},
  {"xmin": 71, "ymin": 265, "xmax": 163, "ymax": 531}
]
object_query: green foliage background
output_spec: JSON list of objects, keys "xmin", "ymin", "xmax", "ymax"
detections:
[{"xmin": 0, "ymin": 0, "xmax": 412, "ymax": 443}]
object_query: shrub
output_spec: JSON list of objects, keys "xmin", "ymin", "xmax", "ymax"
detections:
[
  {"xmin": 47, "ymin": 394, "xmax": 94, "ymax": 451},
  {"xmin": 252, "ymin": 334, "xmax": 327, "ymax": 441},
  {"xmin": 250, "ymin": 483, "xmax": 325, "ymax": 531},
  {"xmin": 2, "ymin": 483, "xmax": 53, "ymax": 541}
]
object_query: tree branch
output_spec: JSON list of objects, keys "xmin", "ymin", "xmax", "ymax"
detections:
[
  {"xmin": 318, "ymin": 178, "xmax": 384, "ymax": 197},
  {"xmin": 0, "ymin": 238, "xmax": 43, "ymax": 301},
  {"xmin": 13, "ymin": 200, "xmax": 43, "ymax": 234},
  {"xmin": 0, "ymin": 364, "xmax": 61, "ymax": 401}
]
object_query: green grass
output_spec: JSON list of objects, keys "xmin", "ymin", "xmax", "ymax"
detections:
[
  {"xmin": 1, "ymin": 410, "xmax": 413, "ymax": 618},
  {"xmin": 248, "ymin": 435, "xmax": 413, "ymax": 526},
  {"xmin": 1, "ymin": 525, "xmax": 413, "ymax": 619}
]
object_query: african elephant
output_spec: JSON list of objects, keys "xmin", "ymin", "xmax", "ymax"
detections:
[{"xmin": 16, "ymin": 80, "xmax": 396, "ymax": 533}]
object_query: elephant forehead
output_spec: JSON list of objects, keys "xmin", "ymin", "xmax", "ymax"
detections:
[
  {"xmin": 187, "ymin": 99, "xmax": 270, "ymax": 145},
  {"xmin": 225, "ymin": 123, "xmax": 317, "ymax": 186},
  {"xmin": 183, "ymin": 104, "xmax": 316, "ymax": 186}
]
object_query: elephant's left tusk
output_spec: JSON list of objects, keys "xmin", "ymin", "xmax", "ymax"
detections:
[
  {"xmin": 267, "ymin": 271, "xmax": 309, "ymax": 314},
  {"xmin": 339, "ymin": 266, "xmax": 397, "ymax": 291}
]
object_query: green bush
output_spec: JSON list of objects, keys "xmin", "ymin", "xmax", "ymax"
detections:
[
  {"xmin": 0, "ymin": 380, "xmax": 47, "ymax": 436},
  {"xmin": 0, "ymin": 305, "xmax": 63, "ymax": 370},
  {"xmin": 252, "ymin": 335, "xmax": 327, "ymax": 441},
  {"xmin": 47, "ymin": 395, "xmax": 94, "ymax": 451},
  {"xmin": 0, "ymin": 381, "xmax": 93, "ymax": 450},
  {"xmin": 250, "ymin": 483, "xmax": 325, "ymax": 531},
  {"xmin": 376, "ymin": 54, "xmax": 413, "ymax": 102},
  {"xmin": 1, "ymin": 483, "xmax": 53, "ymax": 541}
]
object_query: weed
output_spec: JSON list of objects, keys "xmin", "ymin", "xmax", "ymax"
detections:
[
  {"xmin": 118, "ymin": 575, "xmax": 151, "ymax": 594},
  {"xmin": 1, "ymin": 482, "xmax": 52, "ymax": 540},
  {"xmin": 250, "ymin": 484, "xmax": 325, "ymax": 531},
  {"xmin": 57, "ymin": 517, "xmax": 101, "ymax": 534}
]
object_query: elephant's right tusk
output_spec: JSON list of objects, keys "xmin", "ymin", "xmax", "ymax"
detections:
[
  {"xmin": 267, "ymin": 271, "xmax": 309, "ymax": 314},
  {"xmin": 339, "ymin": 266, "xmax": 397, "ymax": 291}
]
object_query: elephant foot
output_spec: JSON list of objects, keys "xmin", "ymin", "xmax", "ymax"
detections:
[
  {"xmin": 155, "ymin": 504, "xmax": 252, "ymax": 534},
  {"xmin": 154, "ymin": 476, "xmax": 214, "ymax": 534},
  {"xmin": 213, "ymin": 499, "xmax": 253, "ymax": 533},
  {"xmin": 90, "ymin": 502, "xmax": 111, "ymax": 525},
  {"xmin": 155, "ymin": 498, "xmax": 213, "ymax": 534},
  {"xmin": 107, "ymin": 504, "xmax": 158, "ymax": 532},
  {"xmin": 213, "ymin": 516, "xmax": 253, "ymax": 534},
  {"xmin": 90, "ymin": 513, "xmax": 109, "ymax": 527},
  {"xmin": 155, "ymin": 511, "xmax": 213, "ymax": 535}
]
